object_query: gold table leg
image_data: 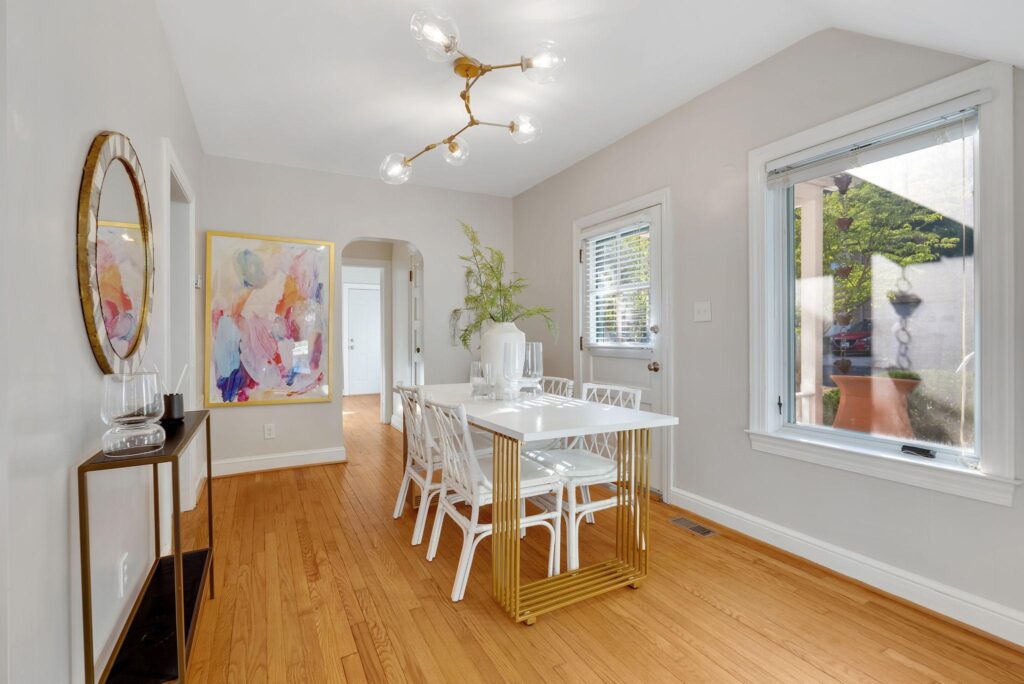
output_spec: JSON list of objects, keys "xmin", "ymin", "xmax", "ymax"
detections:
[{"xmin": 490, "ymin": 428, "xmax": 651, "ymax": 624}]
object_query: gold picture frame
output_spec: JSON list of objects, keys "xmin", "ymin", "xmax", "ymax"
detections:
[{"xmin": 204, "ymin": 231, "xmax": 335, "ymax": 407}]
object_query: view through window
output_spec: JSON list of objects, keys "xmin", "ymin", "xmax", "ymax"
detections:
[
  {"xmin": 583, "ymin": 222, "xmax": 651, "ymax": 348},
  {"xmin": 787, "ymin": 116, "xmax": 976, "ymax": 456}
]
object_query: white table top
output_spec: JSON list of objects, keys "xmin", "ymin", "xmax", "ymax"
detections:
[{"xmin": 419, "ymin": 383, "xmax": 678, "ymax": 442}]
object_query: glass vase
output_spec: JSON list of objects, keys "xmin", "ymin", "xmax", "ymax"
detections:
[{"xmin": 101, "ymin": 372, "xmax": 166, "ymax": 457}]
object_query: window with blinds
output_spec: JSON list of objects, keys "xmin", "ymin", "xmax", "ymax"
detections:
[{"xmin": 583, "ymin": 222, "xmax": 651, "ymax": 348}]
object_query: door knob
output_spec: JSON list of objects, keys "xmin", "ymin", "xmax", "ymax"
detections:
[
  {"xmin": 647, "ymin": 361, "xmax": 661, "ymax": 372},
  {"xmin": 650, "ymin": 324, "xmax": 660, "ymax": 334}
]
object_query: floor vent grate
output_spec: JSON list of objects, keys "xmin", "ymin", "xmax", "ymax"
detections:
[{"xmin": 671, "ymin": 516, "xmax": 717, "ymax": 537}]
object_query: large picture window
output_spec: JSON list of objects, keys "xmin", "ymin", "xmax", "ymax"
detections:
[
  {"xmin": 785, "ymin": 113, "xmax": 977, "ymax": 456},
  {"xmin": 747, "ymin": 63, "xmax": 1016, "ymax": 505}
]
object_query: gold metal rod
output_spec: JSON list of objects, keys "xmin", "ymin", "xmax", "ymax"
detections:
[
  {"xmin": 153, "ymin": 463, "xmax": 161, "ymax": 558},
  {"xmin": 78, "ymin": 470, "xmax": 95, "ymax": 684},
  {"xmin": 487, "ymin": 62, "xmax": 522, "ymax": 70},
  {"xmin": 476, "ymin": 120, "xmax": 511, "ymax": 129},
  {"xmin": 171, "ymin": 460, "xmax": 187, "ymax": 682},
  {"xmin": 206, "ymin": 415, "xmax": 215, "ymax": 598}
]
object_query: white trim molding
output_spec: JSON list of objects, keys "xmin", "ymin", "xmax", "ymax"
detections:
[
  {"xmin": 211, "ymin": 446, "xmax": 346, "ymax": 477},
  {"xmin": 666, "ymin": 487, "xmax": 1024, "ymax": 647},
  {"xmin": 747, "ymin": 61, "xmax": 1017, "ymax": 504}
]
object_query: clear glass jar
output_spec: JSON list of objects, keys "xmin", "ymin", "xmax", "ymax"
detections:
[{"xmin": 101, "ymin": 372, "xmax": 166, "ymax": 457}]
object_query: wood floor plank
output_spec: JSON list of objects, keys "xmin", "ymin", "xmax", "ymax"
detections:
[{"xmin": 185, "ymin": 393, "xmax": 1024, "ymax": 683}]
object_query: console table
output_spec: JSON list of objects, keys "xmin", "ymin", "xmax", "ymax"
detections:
[{"xmin": 78, "ymin": 410, "xmax": 214, "ymax": 683}]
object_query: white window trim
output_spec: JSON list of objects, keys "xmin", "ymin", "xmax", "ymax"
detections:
[{"xmin": 747, "ymin": 62, "xmax": 1018, "ymax": 506}]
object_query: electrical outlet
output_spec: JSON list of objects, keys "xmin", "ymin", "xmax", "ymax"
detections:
[
  {"xmin": 693, "ymin": 300, "xmax": 712, "ymax": 323},
  {"xmin": 118, "ymin": 553, "xmax": 129, "ymax": 599},
  {"xmin": 263, "ymin": 423, "xmax": 276, "ymax": 440}
]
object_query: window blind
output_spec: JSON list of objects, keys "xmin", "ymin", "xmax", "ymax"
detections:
[{"xmin": 583, "ymin": 222, "xmax": 651, "ymax": 347}]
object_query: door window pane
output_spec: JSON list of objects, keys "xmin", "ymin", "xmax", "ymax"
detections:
[{"xmin": 583, "ymin": 223, "xmax": 651, "ymax": 347}]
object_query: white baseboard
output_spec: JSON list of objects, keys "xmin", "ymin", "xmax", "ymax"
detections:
[
  {"xmin": 666, "ymin": 486, "xmax": 1024, "ymax": 646},
  {"xmin": 390, "ymin": 414, "xmax": 403, "ymax": 431},
  {"xmin": 212, "ymin": 446, "xmax": 346, "ymax": 477}
]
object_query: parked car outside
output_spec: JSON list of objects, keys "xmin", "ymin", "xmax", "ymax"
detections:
[{"xmin": 829, "ymin": 319, "xmax": 872, "ymax": 356}]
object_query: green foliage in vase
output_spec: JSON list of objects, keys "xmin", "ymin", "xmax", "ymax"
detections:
[{"xmin": 453, "ymin": 222, "xmax": 557, "ymax": 349}]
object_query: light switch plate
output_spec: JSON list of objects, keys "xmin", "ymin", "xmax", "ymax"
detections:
[
  {"xmin": 694, "ymin": 300, "xmax": 712, "ymax": 323},
  {"xmin": 263, "ymin": 423, "xmax": 276, "ymax": 440}
]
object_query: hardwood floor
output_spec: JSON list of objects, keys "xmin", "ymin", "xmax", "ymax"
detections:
[{"xmin": 183, "ymin": 393, "xmax": 1024, "ymax": 682}]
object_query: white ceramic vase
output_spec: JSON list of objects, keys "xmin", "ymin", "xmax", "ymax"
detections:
[{"xmin": 481, "ymin": 321, "xmax": 525, "ymax": 396}]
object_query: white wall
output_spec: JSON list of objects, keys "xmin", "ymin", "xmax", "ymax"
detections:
[
  {"xmin": 2, "ymin": 0, "xmax": 205, "ymax": 680},
  {"xmin": 513, "ymin": 29, "xmax": 1024, "ymax": 641},
  {"xmin": 199, "ymin": 156, "xmax": 512, "ymax": 470},
  {"xmin": 0, "ymin": 0, "xmax": 9, "ymax": 677}
]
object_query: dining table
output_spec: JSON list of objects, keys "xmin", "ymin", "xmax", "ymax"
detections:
[{"xmin": 417, "ymin": 383, "xmax": 678, "ymax": 625}]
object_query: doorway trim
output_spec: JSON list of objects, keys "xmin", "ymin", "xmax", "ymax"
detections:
[
  {"xmin": 341, "ymin": 257, "xmax": 391, "ymax": 424},
  {"xmin": 571, "ymin": 187, "xmax": 675, "ymax": 495}
]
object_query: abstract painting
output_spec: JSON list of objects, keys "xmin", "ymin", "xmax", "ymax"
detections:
[{"xmin": 205, "ymin": 231, "xmax": 334, "ymax": 406}]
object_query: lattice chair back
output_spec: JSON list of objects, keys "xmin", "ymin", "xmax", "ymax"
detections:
[
  {"xmin": 580, "ymin": 382, "xmax": 643, "ymax": 458},
  {"xmin": 395, "ymin": 385, "xmax": 433, "ymax": 471},
  {"xmin": 540, "ymin": 376, "xmax": 575, "ymax": 398},
  {"xmin": 426, "ymin": 400, "xmax": 485, "ymax": 504}
]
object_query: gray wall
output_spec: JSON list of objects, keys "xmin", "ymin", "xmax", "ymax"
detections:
[
  {"xmin": 513, "ymin": 29, "xmax": 1024, "ymax": 626},
  {"xmin": 2, "ymin": 0, "xmax": 205, "ymax": 680},
  {"xmin": 198, "ymin": 156, "xmax": 513, "ymax": 467}
]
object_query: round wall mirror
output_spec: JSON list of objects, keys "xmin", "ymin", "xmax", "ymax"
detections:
[{"xmin": 77, "ymin": 132, "xmax": 155, "ymax": 373}]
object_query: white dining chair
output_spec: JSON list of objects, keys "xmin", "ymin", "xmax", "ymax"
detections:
[
  {"xmin": 425, "ymin": 399, "xmax": 564, "ymax": 601},
  {"xmin": 540, "ymin": 376, "xmax": 575, "ymax": 398},
  {"xmin": 524, "ymin": 382, "xmax": 642, "ymax": 571}
]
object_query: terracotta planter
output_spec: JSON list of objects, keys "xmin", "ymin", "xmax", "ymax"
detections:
[
  {"xmin": 831, "ymin": 375, "xmax": 920, "ymax": 439},
  {"xmin": 836, "ymin": 217, "xmax": 853, "ymax": 232}
]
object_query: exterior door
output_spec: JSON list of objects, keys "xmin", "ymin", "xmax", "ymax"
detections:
[
  {"xmin": 344, "ymin": 285, "xmax": 382, "ymax": 395},
  {"xmin": 577, "ymin": 206, "xmax": 665, "ymax": 493}
]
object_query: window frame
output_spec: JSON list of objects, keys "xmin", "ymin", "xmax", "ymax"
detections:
[
  {"xmin": 747, "ymin": 62, "xmax": 1018, "ymax": 506},
  {"xmin": 582, "ymin": 218, "xmax": 654, "ymax": 352}
]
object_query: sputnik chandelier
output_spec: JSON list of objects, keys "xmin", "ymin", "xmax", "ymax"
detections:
[{"xmin": 379, "ymin": 8, "xmax": 565, "ymax": 184}]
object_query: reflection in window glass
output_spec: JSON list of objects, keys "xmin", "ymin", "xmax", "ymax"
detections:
[{"xmin": 789, "ymin": 120, "xmax": 976, "ymax": 454}]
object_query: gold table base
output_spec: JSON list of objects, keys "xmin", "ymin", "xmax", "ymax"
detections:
[{"xmin": 491, "ymin": 428, "xmax": 650, "ymax": 624}]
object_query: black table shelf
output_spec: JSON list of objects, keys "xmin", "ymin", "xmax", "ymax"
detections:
[{"xmin": 78, "ymin": 410, "xmax": 215, "ymax": 684}]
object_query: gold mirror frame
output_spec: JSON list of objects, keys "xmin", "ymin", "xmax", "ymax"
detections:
[{"xmin": 77, "ymin": 132, "xmax": 155, "ymax": 374}]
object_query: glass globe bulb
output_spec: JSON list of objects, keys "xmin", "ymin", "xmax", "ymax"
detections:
[
  {"xmin": 409, "ymin": 9, "xmax": 459, "ymax": 62},
  {"xmin": 442, "ymin": 137, "xmax": 470, "ymax": 166},
  {"xmin": 522, "ymin": 40, "xmax": 565, "ymax": 84},
  {"xmin": 509, "ymin": 114, "xmax": 542, "ymax": 144},
  {"xmin": 379, "ymin": 153, "xmax": 411, "ymax": 185}
]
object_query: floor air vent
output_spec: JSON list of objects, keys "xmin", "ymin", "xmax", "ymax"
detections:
[{"xmin": 671, "ymin": 516, "xmax": 717, "ymax": 537}]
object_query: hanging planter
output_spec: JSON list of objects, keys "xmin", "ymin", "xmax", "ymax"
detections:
[
  {"xmin": 836, "ymin": 216, "xmax": 853, "ymax": 232},
  {"xmin": 835, "ymin": 265, "xmax": 852, "ymax": 279},
  {"xmin": 833, "ymin": 358, "xmax": 853, "ymax": 374},
  {"xmin": 836, "ymin": 311, "xmax": 853, "ymax": 326},
  {"xmin": 888, "ymin": 291, "xmax": 922, "ymax": 318},
  {"xmin": 833, "ymin": 173, "xmax": 853, "ymax": 195}
]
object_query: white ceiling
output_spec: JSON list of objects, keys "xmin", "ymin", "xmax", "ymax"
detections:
[{"xmin": 156, "ymin": 0, "xmax": 1024, "ymax": 197}]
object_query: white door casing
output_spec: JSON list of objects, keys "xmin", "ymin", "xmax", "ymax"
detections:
[{"xmin": 573, "ymin": 189, "xmax": 674, "ymax": 495}]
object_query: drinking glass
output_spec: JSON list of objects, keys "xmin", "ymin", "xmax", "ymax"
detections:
[
  {"xmin": 101, "ymin": 372, "xmax": 166, "ymax": 456},
  {"xmin": 502, "ymin": 341, "xmax": 524, "ymax": 399},
  {"xmin": 470, "ymin": 361, "xmax": 494, "ymax": 398},
  {"xmin": 522, "ymin": 342, "xmax": 543, "ymax": 395}
]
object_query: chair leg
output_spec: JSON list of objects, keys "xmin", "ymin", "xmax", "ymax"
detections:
[
  {"xmin": 550, "ymin": 487, "xmax": 564, "ymax": 576},
  {"xmin": 565, "ymin": 485, "xmax": 579, "ymax": 571},
  {"xmin": 452, "ymin": 507, "xmax": 480, "ymax": 602},
  {"xmin": 426, "ymin": 490, "xmax": 447, "ymax": 561},
  {"xmin": 393, "ymin": 469, "xmax": 412, "ymax": 519},
  {"xmin": 581, "ymin": 485, "xmax": 596, "ymax": 524},
  {"xmin": 412, "ymin": 485, "xmax": 436, "ymax": 546}
]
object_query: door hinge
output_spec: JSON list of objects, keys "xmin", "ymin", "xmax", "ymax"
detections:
[
  {"xmin": 777, "ymin": 395, "xmax": 783, "ymax": 415},
  {"xmin": 578, "ymin": 248, "xmax": 583, "ymax": 264},
  {"xmin": 409, "ymin": 270, "xmax": 413, "ymax": 282},
  {"xmin": 579, "ymin": 336, "xmax": 584, "ymax": 351}
]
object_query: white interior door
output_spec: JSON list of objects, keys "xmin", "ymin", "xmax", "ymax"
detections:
[
  {"xmin": 577, "ymin": 206, "xmax": 666, "ymax": 493},
  {"xmin": 344, "ymin": 285, "xmax": 382, "ymax": 395}
]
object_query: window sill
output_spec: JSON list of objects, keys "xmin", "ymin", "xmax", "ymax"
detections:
[{"xmin": 747, "ymin": 429, "xmax": 1019, "ymax": 506}]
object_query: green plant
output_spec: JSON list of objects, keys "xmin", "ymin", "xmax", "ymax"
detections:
[
  {"xmin": 885, "ymin": 369, "xmax": 922, "ymax": 381},
  {"xmin": 822, "ymin": 388, "xmax": 840, "ymax": 427},
  {"xmin": 453, "ymin": 222, "xmax": 556, "ymax": 349}
]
